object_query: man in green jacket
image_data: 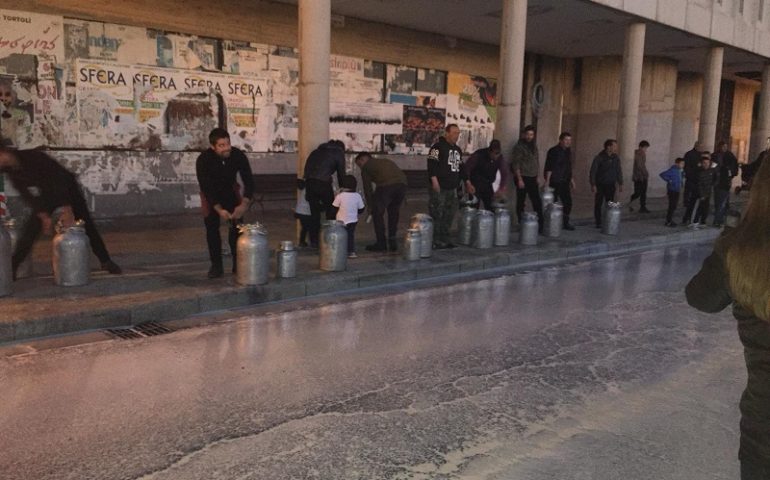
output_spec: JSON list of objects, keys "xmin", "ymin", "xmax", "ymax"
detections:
[
  {"xmin": 355, "ymin": 153, "xmax": 408, "ymax": 253},
  {"xmin": 511, "ymin": 125, "xmax": 543, "ymax": 232}
]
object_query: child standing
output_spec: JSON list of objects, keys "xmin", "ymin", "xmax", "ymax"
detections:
[
  {"xmin": 659, "ymin": 158, "xmax": 684, "ymax": 227},
  {"xmin": 295, "ymin": 178, "xmax": 313, "ymax": 247},
  {"xmin": 333, "ymin": 175, "xmax": 365, "ymax": 258}
]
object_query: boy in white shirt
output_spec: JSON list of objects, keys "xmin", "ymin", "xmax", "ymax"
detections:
[{"xmin": 333, "ymin": 175, "xmax": 365, "ymax": 258}]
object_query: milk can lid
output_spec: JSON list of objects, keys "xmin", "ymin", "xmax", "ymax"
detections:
[{"xmin": 280, "ymin": 240, "xmax": 295, "ymax": 250}]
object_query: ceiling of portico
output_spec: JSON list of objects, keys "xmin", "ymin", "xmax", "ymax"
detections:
[{"xmin": 270, "ymin": 0, "xmax": 767, "ymax": 80}]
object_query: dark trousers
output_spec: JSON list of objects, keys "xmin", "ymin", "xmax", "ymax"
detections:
[
  {"xmin": 713, "ymin": 189, "xmax": 730, "ymax": 225},
  {"xmin": 681, "ymin": 180, "xmax": 699, "ymax": 224},
  {"xmin": 204, "ymin": 211, "xmax": 240, "ymax": 269},
  {"xmin": 695, "ymin": 196, "xmax": 711, "ymax": 224},
  {"xmin": 371, "ymin": 183, "xmax": 407, "ymax": 247},
  {"xmin": 345, "ymin": 222, "xmax": 357, "ymax": 254},
  {"xmin": 593, "ymin": 183, "xmax": 617, "ymax": 226},
  {"xmin": 294, "ymin": 213, "xmax": 313, "ymax": 245},
  {"xmin": 516, "ymin": 176, "xmax": 544, "ymax": 225},
  {"xmin": 630, "ymin": 180, "xmax": 648, "ymax": 208},
  {"xmin": 665, "ymin": 190, "xmax": 680, "ymax": 224},
  {"xmin": 550, "ymin": 181, "xmax": 573, "ymax": 225},
  {"xmin": 429, "ymin": 188, "xmax": 458, "ymax": 245},
  {"xmin": 737, "ymin": 316, "xmax": 770, "ymax": 479},
  {"xmin": 12, "ymin": 189, "xmax": 111, "ymax": 276},
  {"xmin": 306, "ymin": 179, "xmax": 335, "ymax": 247},
  {"xmin": 472, "ymin": 180, "xmax": 495, "ymax": 212}
]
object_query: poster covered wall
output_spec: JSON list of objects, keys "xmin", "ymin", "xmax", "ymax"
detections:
[{"xmin": 446, "ymin": 72, "xmax": 497, "ymax": 153}]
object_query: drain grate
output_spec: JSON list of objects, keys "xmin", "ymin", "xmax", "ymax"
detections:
[{"xmin": 106, "ymin": 322, "xmax": 174, "ymax": 340}]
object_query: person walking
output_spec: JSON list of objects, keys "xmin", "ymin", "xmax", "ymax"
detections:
[
  {"xmin": 427, "ymin": 123, "xmax": 465, "ymax": 249},
  {"xmin": 659, "ymin": 158, "xmax": 684, "ymax": 227},
  {"xmin": 196, "ymin": 128, "xmax": 255, "ymax": 278},
  {"xmin": 686, "ymin": 158, "xmax": 770, "ymax": 479},
  {"xmin": 303, "ymin": 140, "xmax": 346, "ymax": 248},
  {"xmin": 355, "ymin": 153, "xmax": 408, "ymax": 253},
  {"xmin": 544, "ymin": 132, "xmax": 575, "ymax": 230},
  {"xmin": 628, "ymin": 140, "xmax": 650, "ymax": 213},
  {"xmin": 0, "ymin": 146, "xmax": 123, "ymax": 279},
  {"xmin": 681, "ymin": 141, "xmax": 703, "ymax": 224},
  {"xmin": 589, "ymin": 139, "xmax": 624, "ymax": 228},
  {"xmin": 463, "ymin": 139, "xmax": 508, "ymax": 212},
  {"xmin": 511, "ymin": 125, "xmax": 543, "ymax": 231},
  {"xmin": 691, "ymin": 153, "xmax": 718, "ymax": 227}
]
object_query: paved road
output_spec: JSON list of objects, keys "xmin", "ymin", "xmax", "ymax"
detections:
[{"xmin": 0, "ymin": 245, "xmax": 744, "ymax": 479}]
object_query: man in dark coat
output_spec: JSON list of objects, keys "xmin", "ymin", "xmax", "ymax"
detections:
[
  {"xmin": 0, "ymin": 146, "xmax": 122, "ymax": 279},
  {"xmin": 589, "ymin": 139, "xmax": 624, "ymax": 228},
  {"xmin": 303, "ymin": 140, "xmax": 346, "ymax": 248}
]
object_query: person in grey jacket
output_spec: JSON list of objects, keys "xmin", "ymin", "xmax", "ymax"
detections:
[
  {"xmin": 686, "ymin": 157, "xmax": 770, "ymax": 479},
  {"xmin": 628, "ymin": 140, "xmax": 650, "ymax": 213},
  {"xmin": 589, "ymin": 139, "xmax": 624, "ymax": 228},
  {"xmin": 511, "ymin": 125, "xmax": 543, "ymax": 231}
]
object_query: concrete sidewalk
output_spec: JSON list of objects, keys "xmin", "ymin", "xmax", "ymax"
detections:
[{"xmin": 0, "ymin": 194, "xmax": 723, "ymax": 345}]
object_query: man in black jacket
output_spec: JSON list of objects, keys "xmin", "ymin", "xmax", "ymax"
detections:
[
  {"xmin": 0, "ymin": 146, "xmax": 122, "ymax": 279},
  {"xmin": 681, "ymin": 141, "xmax": 703, "ymax": 224},
  {"xmin": 196, "ymin": 128, "xmax": 255, "ymax": 278},
  {"xmin": 428, "ymin": 124, "xmax": 464, "ymax": 249},
  {"xmin": 712, "ymin": 141, "xmax": 738, "ymax": 226},
  {"xmin": 463, "ymin": 139, "xmax": 508, "ymax": 211},
  {"xmin": 589, "ymin": 139, "xmax": 624, "ymax": 228},
  {"xmin": 303, "ymin": 140, "xmax": 346, "ymax": 248},
  {"xmin": 544, "ymin": 132, "xmax": 575, "ymax": 230}
]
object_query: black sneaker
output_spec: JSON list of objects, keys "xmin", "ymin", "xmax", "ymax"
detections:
[
  {"xmin": 563, "ymin": 223, "xmax": 575, "ymax": 231},
  {"xmin": 639, "ymin": 207, "xmax": 651, "ymax": 213},
  {"xmin": 365, "ymin": 243, "xmax": 387, "ymax": 252},
  {"xmin": 445, "ymin": 242, "xmax": 457, "ymax": 249},
  {"xmin": 208, "ymin": 264, "xmax": 224, "ymax": 279},
  {"xmin": 101, "ymin": 260, "xmax": 122, "ymax": 275},
  {"xmin": 387, "ymin": 238, "xmax": 398, "ymax": 253}
]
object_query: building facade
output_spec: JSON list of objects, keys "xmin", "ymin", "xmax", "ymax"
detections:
[{"xmin": 0, "ymin": 0, "xmax": 768, "ymax": 216}]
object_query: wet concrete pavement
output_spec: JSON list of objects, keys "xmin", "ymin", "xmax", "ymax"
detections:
[{"xmin": 0, "ymin": 244, "xmax": 743, "ymax": 479}]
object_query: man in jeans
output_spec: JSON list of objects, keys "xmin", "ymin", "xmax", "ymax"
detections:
[
  {"xmin": 628, "ymin": 140, "xmax": 650, "ymax": 213},
  {"xmin": 712, "ymin": 140, "xmax": 738, "ymax": 227},
  {"xmin": 355, "ymin": 153, "xmax": 408, "ymax": 253},
  {"xmin": 511, "ymin": 125, "xmax": 543, "ymax": 232},
  {"xmin": 589, "ymin": 139, "xmax": 624, "ymax": 228},
  {"xmin": 427, "ymin": 124, "xmax": 464, "ymax": 249},
  {"xmin": 544, "ymin": 132, "xmax": 575, "ymax": 230}
]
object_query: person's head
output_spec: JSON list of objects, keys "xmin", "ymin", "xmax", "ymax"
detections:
[
  {"xmin": 0, "ymin": 146, "xmax": 19, "ymax": 172},
  {"xmin": 341, "ymin": 174, "xmax": 357, "ymax": 191},
  {"xmin": 638, "ymin": 140, "xmax": 650, "ymax": 151},
  {"xmin": 725, "ymin": 159, "xmax": 770, "ymax": 321},
  {"xmin": 444, "ymin": 124, "xmax": 460, "ymax": 145},
  {"xmin": 694, "ymin": 141, "xmax": 703, "ymax": 152},
  {"xmin": 328, "ymin": 139, "xmax": 345, "ymax": 151},
  {"xmin": 717, "ymin": 140, "xmax": 728, "ymax": 153},
  {"xmin": 208, "ymin": 128, "xmax": 231, "ymax": 158},
  {"xmin": 521, "ymin": 125, "xmax": 536, "ymax": 143},
  {"xmin": 558, "ymin": 132, "xmax": 572, "ymax": 148},
  {"xmin": 674, "ymin": 157, "xmax": 685, "ymax": 169},
  {"xmin": 0, "ymin": 79, "xmax": 14, "ymax": 109},
  {"xmin": 488, "ymin": 139, "xmax": 501, "ymax": 158},
  {"xmin": 354, "ymin": 152, "xmax": 372, "ymax": 168},
  {"xmin": 604, "ymin": 139, "xmax": 618, "ymax": 155},
  {"xmin": 700, "ymin": 152, "xmax": 712, "ymax": 169}
]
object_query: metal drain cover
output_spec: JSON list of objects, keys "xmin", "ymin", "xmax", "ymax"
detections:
[{"xmin": 106, "ymin": 322, "xmax": 174, "ymax": 339}]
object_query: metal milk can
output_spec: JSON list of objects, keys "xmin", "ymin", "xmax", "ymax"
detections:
[
  {"xmin": 0, "ymin": 220, "xmax": 12, "ymax": 296},
  {"xmin": 52, "ymin": 220, "xmax": 91, "ymax": 287},
  {"xmin": 494, "ymin": 207, "xmax": 511, "ymax": 247},
  {"xmin": 458, "ymin": 206, "xmax": 476, "ymax": 245},
  {"xmin": 541, "ymin": 187, "xmax": 555, "ymax": 210},
  {"xmin": 236, "ymin": 223, "xmax": 270, "ymax": 286},
  {"xmin": 544, "ymin": 202, "xmax": 563, "ymax": 238},
  {"xmin": 404, "ymin": 228, "xmax": 422, "ymax": 261},
  {"xmin": 409, "ymin": 214, "xmax": 433, "ymax": 258},
  {"xmin": 4, "ymin": 218, "xmax": 32, "ymax": 278},
  {"xmin": 473, "ymin": 209, "xmax": 495, "ymax": 249},
  {"xmin": 519, "ymin": 212, "xmax": 539, "ymax": 246},
  {"xmin": 320, "ymin": 220, "xmax": 347, "ymax": 272},
  {"xmin": 276, "ymin": 240, "xmax": 297, "ymax": 279},
  {"xmin": 602, "ymin": 201, "xmax": 622, "ymax": 235}
]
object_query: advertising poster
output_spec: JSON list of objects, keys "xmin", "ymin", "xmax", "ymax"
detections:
[
  {"xmin": 0, "ymin": 10, "xmax": 64, "ymax": 60},
  {"xmin": 384, "ymin": 106, "xmax": 445, "ymax": 155},
  {"xmin": 446, "ymin": 72, "xmax": 497, "ymax": 152}
]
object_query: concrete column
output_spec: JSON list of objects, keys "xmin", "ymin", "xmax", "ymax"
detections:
[
  {"xmin": 698, "ymin": 46, "xmax": 724, "ymax": 153},
  {"xmin": 495, "ymin": 0, "xmax": 527, "ymax": 161},
  {"xmin": 297, "ymin": 0, "xmax": 330, "ymax": 177},
  {"xmin": 752, "ymin": 63, "xmax": 770, "ymax": 160},
  {"xmin": 617, "ymin": 22, "xmax": 645, "ymax": 177}
]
